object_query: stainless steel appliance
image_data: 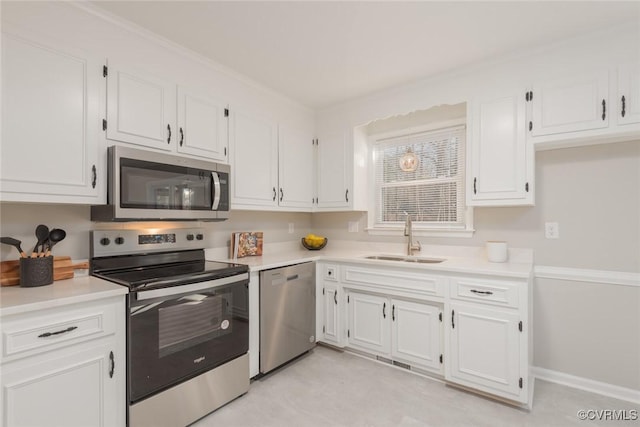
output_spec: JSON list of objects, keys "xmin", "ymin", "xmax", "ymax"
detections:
[
  {"xmin": 91, "ymin": 145, "xmax": 230, "ymax": 221},
  {"xmin": 90, "ymin": 228, "xmax": 249, "ymax": 427},
  {"xmin": 259, "ymin": 262, "xmax": 316, "ymax": 374}
]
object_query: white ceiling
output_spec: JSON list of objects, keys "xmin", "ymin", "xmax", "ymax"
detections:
[{"xmin": 91, "ymin": 1, "xmax": 639, "ymax": 109}]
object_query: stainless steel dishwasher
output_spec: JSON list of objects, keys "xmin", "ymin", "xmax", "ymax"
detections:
[{"xmin": 260, "ymin": 262, "xmax": 316, "ymax": 374}]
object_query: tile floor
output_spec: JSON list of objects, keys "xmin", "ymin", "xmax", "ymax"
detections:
[{"xmin": 193, "ymin": 345, "xmax": 639, "ymax": 427}]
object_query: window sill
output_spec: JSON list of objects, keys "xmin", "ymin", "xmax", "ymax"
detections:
[{"xmin": 365, "ymin": 227, "xmax": 475, "ymax": 238}]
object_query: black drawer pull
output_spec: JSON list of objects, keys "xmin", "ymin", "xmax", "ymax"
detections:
[
  {"xmin": 38, "ymin": 326, "xmax": 78, "ymax": 338},
  {"xmin": 334, "ymin": 292, "xmax": 337, "ymax": 305},
  {"xmin": 602, "ymin": 99, "xmax": 606, "ymax": 121},
  {"xmin": 286, "ymin": 274, "xmax": 299, "ymax": 281},
  {"xmin": 621, "ymin": 95, "xmax": 626, "ymax": 118},
  {"xmin": 470, "ymin": 289, "xmax": 494, "ymax": 296},
  {"xmin": 109, "ymin": 351, "xmax": 115, "ymax": 378},
  {"xmin": 451, "ymin": 310, "xmax": 455, "ymax": 329},
  {"xmin": 383, "ymin": 302, "xmax": 386, "ymax": 319},
  {"xmin": 167, "ymin": 124, "xmax": 172, "ymax": 144}
]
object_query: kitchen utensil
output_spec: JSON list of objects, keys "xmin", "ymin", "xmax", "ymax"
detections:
[
  {"xmin": 33, "ymin": 224, "xmax": 49, "ymax": 258},
  {"xmin": 1, "ymin": 256, "xmax": 90, "ymax": 286},
  {"xmin": 0, "ymin": 237, "xmax": 27, "ymax": 258},
  {"xmin": 44, "ymin": 228, "xmax": 66, "ymax": 257}
]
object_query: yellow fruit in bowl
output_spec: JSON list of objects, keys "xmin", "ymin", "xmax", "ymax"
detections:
[{"xmin": 304, "ymin": 233, "xmax": 326, "ymax": 248}]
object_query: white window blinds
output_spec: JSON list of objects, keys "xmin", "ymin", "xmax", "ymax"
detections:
[{"xmin": 373, "ymin": 125, "xmax": 466, "ymax": 229}]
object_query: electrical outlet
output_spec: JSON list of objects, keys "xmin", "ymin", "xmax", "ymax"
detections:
[
  {"xmin": 348, "ymin": 221, "xmax": 359, "ymax": 233},
  {"xmin": 288, "ymin": 223, "xmax": 294, "ymax": 234},
  {"xmin": 545, "ymin": 222, "xmax": 559, "ymax": 239}
]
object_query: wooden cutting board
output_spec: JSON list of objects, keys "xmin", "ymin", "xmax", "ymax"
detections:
[{"xmin": 0, "ymin": 256, "xmax": 89, "ymax": 286}]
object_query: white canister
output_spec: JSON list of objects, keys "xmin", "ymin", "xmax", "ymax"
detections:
[{"xmin": 486, "ymin": 241, "xmax": 508, "ymax": 263}]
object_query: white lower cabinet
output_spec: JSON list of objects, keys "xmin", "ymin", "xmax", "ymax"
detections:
[
  {"xmin": 321, "ymin": 283, "xmax": 344, "ymax": 346},
  {"xmin": 391, "ymin": 299, "xmax": 442, "ymax": 372},
  {"xmin": 0, "ymin": 296, "xmax": 126, "ymax": 427},
  {"xmin": 317, "ymin": 261, "xmax": 531, "ymax": 406},
  {"xmin": 346, "ymin": 290, "xmax": 443, "ymax": 373},
  {"xmin": 347, "ymin": 292, "xmax": 390, "ymax": 355},
  {"xmin": 445, "ymin": 276, "xmax": 530, "ymax": 404},
  {"xmin": 446, "ymin": 302, "xmax": 522, "ymax": 400}
]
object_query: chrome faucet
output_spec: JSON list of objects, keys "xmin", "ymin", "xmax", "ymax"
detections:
[{"xmin": 404, "ymin": 214, "xmax": 421, "ymax": 256}]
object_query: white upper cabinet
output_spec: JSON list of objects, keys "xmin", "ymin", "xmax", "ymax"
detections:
[
  {"xmin": 530, "ymin": 70, "xmax": 609, "ymax": 137},
  {"xmin": 229, "ymin": 106, "xmax": 279, "ymax": 208},
  {"xmin": 316, "ymin": 131, "xmax": 350, "ymax": 209},
  {"xmin": 106, "ymin": 61, "xmax": 176, "ymax": 151},
  {"xmin": 106, "ymin": 63, "xmax": 230, "ymax": 162},
  {"xmin": 1, "ymin": 32, "xmax": 104, "ymax": 203},
  {"xmin": 467, "ymin": 91, "xmax": 533, "ymax": 206},
  {"xmin": 278, "ymin": 126, "xmax": 314, "ymax": 209},
  {"xmin": 176, "ymin": 86, "xmax": 229, "ymax": 162},
  {"xmin": 617, "ymin": 62, "xmax": 640, "ymax": 126}
]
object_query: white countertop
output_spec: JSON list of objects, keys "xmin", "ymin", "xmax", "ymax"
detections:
[
  {"xmin": 206, "ymin": 241, "xmax": 534, "ymax": 279},
  {"xmin": 0, "ymin": 276, "xmax": 128, "ymax": 317}
]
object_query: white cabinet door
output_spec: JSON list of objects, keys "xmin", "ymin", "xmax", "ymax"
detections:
[
  {"xmin": 347, "ymin": 292, "xmax": 390, "ymax": 355},
  {"xmin": 229, "ymin": 107, "xmax": 278, "ymax": 208},
  {"xmin": 617, "ymin": 62, "xmax": 640, "ymax": 126},
  {"xmin": 322, "ymin": 283, "xmax": 343, "ymax": 346},
  {"xmin": 317, "ymin": 131, "xmax": 350, "ymax": 209},
  {"xmin": 1, "ymin": 342, "xmax": 123, "ymax": 427},
  {"xmin": 446, "ymin": 302, "xmax": 523, "ymax": 401},
  {"xmin": 391, "ymin": 299, "xmax": 442, "ymax": 372},
  {"xmin": 1, "ymin": 33, "xmax": 103, "ymax": 203},
  {"xmin": 467, "ymin": 91, "xmax": 533, "ymax": 206},
  {"xmin": 278, "ymin": 126, "xmax": 314, "ymax": 209},
  {"xmin": 530, "ymin": 70, "xmax": 609, "ymax": 137},
  {"xmin": 177, "ymin": 86, "xmax": 228, "ymax": 162},
  {"xmin": 106, "ymin": 61, "xmax": 176, "ymax": 151}
]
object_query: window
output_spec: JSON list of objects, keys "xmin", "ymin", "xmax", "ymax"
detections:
[{"xmin": 371, "ymin": 124, "xmax": 472, "ymax": 235}]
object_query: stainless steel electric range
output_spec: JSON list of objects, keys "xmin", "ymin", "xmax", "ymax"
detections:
[{"xmin": 90, "ymin": 228, "xmax": 249, "ymax": 427}]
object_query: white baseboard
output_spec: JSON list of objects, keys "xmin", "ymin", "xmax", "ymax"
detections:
[{"xmin": 532, "ymin": 366, "xmax": 640, "ymax": 405}]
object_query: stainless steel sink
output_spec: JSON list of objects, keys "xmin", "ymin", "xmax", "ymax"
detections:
[{"xmin": 364, "ymin": 255, "xmax": 445, "ymax": 264}]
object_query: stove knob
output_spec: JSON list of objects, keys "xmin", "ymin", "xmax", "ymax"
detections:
[
  {"xmin": 115, "ymin": 237, "xmax": 125, "ymax": 245},
  {"xmin": 100, "ymin": 237, "xmax": 111, "ymax": 246},
  {"xmin": 196, "ymin": 234, "xmax": 204, "ymax": 241},
  {"xmin": 186, "ymin": 234, "xmax": 194, "ymax": 241}
]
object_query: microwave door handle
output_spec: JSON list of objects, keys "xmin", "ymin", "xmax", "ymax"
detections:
[{"xmin": 211, "ymin": 171, "xmax": 221, "ymax": 210}]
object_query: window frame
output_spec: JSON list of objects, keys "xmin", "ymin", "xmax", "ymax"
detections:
[{"xmin": 366, "ymin": 119, "xmax": 474, "ymax": 238}]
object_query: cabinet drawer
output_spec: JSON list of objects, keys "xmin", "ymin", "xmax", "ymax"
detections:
[
  {"xmin": 451, "ymin": 278, "xmax": 520, "ymax": 308},
  {"xmin": 1, "ymin": 298, "xmax": 118, "ymax": 362}
]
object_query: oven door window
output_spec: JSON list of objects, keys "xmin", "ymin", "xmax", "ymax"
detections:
[
  {"xmin": 129, "ymin": 280, "xmax": 248, "ymax": 403},
  {"xmin": 120, "ymin": 157, "xmax": 214, "ymax": 210}
]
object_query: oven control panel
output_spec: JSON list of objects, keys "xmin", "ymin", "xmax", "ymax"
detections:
[{"xmin": 91, "ymin": 228, "xmax": 207, "ymax": 257}]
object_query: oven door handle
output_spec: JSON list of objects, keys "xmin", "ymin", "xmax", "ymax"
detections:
[
  {"xmin": 136, "ymin": 272, "xmax": 248, "ymax": 301},
  {"xmin": 211, "ymin": 172, "xmax": 221, "ymax": 210}
]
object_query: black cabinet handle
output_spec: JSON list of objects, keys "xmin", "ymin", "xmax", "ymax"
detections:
[
  {"xmin": 383, "ymin": 302, "xmax": 386, "ymax": 319},
  {"xmin": 109, "ymin": 351, "xmax": 115, "ymax": 378},
  {"xmin": 345, "ymin": 189, "xmax": 349, "ymax": 203},
  {"xmin": 334, "ymin": 292, "xmax": 337, "ymax": 305},
  {"xmin": 272, "ymin": 187, "xmax": 276, "ymax": 201},
  {"xmin": 179, "ymin": 127, "xmax": 184, "ymax": 146},
  {"xmin": 167, "ymin": 124, "xmax": 172, "ymax": 144},
  {"xmin": 529, "ymin": 121, "xmax": 533, "ymax": 131},
  {"xmin": 279, "ymin": 188, "xmax": 284, "ymax": 202},
  {"xmin": 38, "ymin": 326, "xmax": 77, "ymax": 338},
  {"xmin": 602, "ymin": 99, "xmax": 606, "ymax": 121},
  {"xmin": 470, "ymin": 289, "xmax": 494, "ymax": 296},
  {"xmin": 473, "ymin": 177, "xmax": 477, "ymax": 195},
  {"xmin": 451, "ymin": 310, "xmax": 455, "ymax": 329},
  {"xmin": 392, "ymin": 304, "xmax": 395, "ymax": 321},
  {"xmin": 91, "ymin": 165, "xmax": 97, "ymax": 189},
  {"xmin": 622, "ymin": 95, "xmax": 626, "ymax": 118}
]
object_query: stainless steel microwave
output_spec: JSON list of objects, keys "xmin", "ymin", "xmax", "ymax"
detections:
[{"xmin": 91, "ymin": 146, "xmax": 229, "ymax": 221}]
